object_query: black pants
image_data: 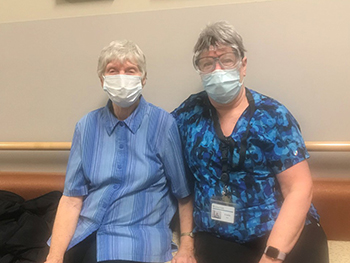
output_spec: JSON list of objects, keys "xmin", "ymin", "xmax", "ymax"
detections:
[
  {"xmin": 194, "ymin": 220, "xmax": 329, "ymax": 263},
  {"xmin": 63, "ymin": 232, "xmax": 149, "ymax": 263}
]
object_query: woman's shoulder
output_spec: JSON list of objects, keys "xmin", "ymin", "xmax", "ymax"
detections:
[
  {"xmin": 145, "ymin": 100, "xmax": 175, "ymax": 121},
  {"xmin": 78, "ymin": 105, "xmax": 106, "ymax": 124},
  {"xmin": 250, "ymin": 89, "xmax": 294, "ymax": 118},
  {"xmin": 249, "ymin": 89, "xmax": 300, "ymax": 130},
  {"xmin": 70, "ymin": 104, "xmax": 111, "ymax": 136},
  {"xmin": 250, "ymin": 89, "xmax": 285, "ymax": 110},
  {"xmin": 171, "ymin": 91, "xmax": 208, "ymax": 120},
  {"xmin": 143, "ymin": 100, "xmax": 181, "ymax": 131}
]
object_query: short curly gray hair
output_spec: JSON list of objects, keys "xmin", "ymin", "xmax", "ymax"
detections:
[
  {"xmin": 193, "ymin": 21, "xmax": 246, "ymax": 62},
  {"xmin": 97, "ymin": 39, "xmax": 146, "ymax": 79}
]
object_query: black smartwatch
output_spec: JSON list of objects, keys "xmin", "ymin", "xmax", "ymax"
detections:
[{"xmin": 264, "ymin": 246, "xmax": 287, "ymax": 261}]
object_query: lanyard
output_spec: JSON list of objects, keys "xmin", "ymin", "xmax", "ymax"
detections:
[{"xmin": 206, "ymin": 88, "xmax": 256, "ymax": 196}]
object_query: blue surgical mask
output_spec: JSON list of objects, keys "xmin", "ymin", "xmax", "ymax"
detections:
[{"xmin": 201, "ymin": 69, "xmax": 243, "ymax": 104}]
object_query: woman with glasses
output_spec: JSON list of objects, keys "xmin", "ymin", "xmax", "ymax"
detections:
[{"xmin": 172, "ymin": 21, "xmax": 328, "ymax": 263}]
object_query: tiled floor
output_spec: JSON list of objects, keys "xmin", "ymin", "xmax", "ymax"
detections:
[{"xmin": 328, "ymin": 240, "xmax": 350, "ymax": 263}]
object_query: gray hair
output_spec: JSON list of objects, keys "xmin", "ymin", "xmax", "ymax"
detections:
[
  {"xmin": 193, "ymin": 21, "xmax": 246, "ymax": 61},
  {"xmin": 97, "ymin": 39, "xmax": 146, "ymax": 79}
]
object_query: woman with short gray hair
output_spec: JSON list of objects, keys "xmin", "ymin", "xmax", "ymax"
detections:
[
  {"xmin": 45, "ymin": 40, "xmax": 196, "ymax": 263},
  {"xmin": 172, "ymin": 21, "xmax": 328, "ymax": 263}
]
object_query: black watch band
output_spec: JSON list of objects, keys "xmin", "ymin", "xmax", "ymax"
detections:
[{"xmin": 264, "ymin": 246, "xmax": 287, "ymax": 261}]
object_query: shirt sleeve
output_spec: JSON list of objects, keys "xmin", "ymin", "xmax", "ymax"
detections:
[
  {"xmin": 266, "ymin": 105, "xmax": 309, "ymax": 175},
  {"xmin": 161, "ymin": 118, "xmax": 192, "ymax": 199},
  {"xmin": 63, "ymin": 122, "xmax": 89, "ymax": 197}
]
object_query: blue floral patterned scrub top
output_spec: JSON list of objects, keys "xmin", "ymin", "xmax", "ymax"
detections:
[{"xmin": 172, "ymin": 88, "xmax": 319, "ymax": 243}]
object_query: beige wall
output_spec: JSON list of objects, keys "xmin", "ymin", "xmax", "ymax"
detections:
[
  {"xmin": 0, "ymin": 0, "xmax": 269, "ymax": 23},
  {"xmin": 0, "ymin": 0, "xmax": 349, "ymax": 177}
]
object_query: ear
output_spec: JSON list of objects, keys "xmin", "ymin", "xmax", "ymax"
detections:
[
  {"xmin": 142, "ymin": 73, "xmax": 147, "ymax": 87},
  {"xmin": 99, "ymin": 76, "xmax": 104, "ymax": 87},
  {"xmin": 241, "ymin": 57, "xmax": 248, "ymax": 77}
]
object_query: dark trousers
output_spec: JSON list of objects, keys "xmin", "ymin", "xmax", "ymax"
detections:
[
  {"xmin": 63, "ymin": 232, "xmax": 149, "ymax": 263},
  {"xmin": 194, "ymin": 220, "xmax": 329, "ymax": 263}
]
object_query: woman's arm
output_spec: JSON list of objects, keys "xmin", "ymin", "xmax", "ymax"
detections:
[
  {"xmin": 172, "ymin": 195, "xmax": 197, "ymax": 263},
  {"xmin": 44, "ymin": 195, "xmax": 83, "ymax": 263},
  {"xmin": 259, "ymin": 160, "xmax": 313, "ymax": 263}
]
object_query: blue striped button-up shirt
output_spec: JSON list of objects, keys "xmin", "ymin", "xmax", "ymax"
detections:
[{"xmin": 62, "ymin": 97, "xmax": 191, "ymax": 262}]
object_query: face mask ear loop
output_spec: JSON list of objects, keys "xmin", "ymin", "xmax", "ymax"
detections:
[{"xmin": 239, "ymin": 76, "xmax": 245, "ymax": 87}]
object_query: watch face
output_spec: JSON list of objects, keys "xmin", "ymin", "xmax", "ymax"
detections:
[{"xmin": 265, "ymin": 246, "xmax": 280, "ymax": 259}]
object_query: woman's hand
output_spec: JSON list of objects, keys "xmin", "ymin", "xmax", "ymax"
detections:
[
  {"xmin": 43, "ymin": 257, "xmax": 63, "ymax": 263},
  {"xmin": 43, "ymin": 253, "xmax": 64, "ymax": 263},
  {"xmin": 172, "ymin": 253, "xmax": 196, "ymax": 263},
  {"xmin": 171, "ymin": 243, "xmax": 197, "ymax": 263}
]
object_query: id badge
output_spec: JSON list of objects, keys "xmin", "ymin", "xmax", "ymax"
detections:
[{"xmin": 210, "ymin": 196, "xmax": 235, "ymax": 224}]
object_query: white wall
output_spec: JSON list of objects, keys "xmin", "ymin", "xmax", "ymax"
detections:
[{"xmin": 0, "ymin": 0, "xmax": 349, "ymax": 177}]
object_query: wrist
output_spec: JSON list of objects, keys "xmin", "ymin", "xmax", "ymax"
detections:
[
  {"xmin": 177, "ymin": 244, "xmax": 195, "ymax": 255},
  {"xmin": 180, "ymin": 231, "xmax": 194, "ymax": 238},
  {"xmin": 179, "ymin": 234, "xmax": 195, "ymax": 251},
  {"xmin": 46, "ymin": 250, "xmax": 65, "ymax": 262}
]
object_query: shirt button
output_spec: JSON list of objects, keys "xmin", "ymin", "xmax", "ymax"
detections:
[
  {"xmin": 119, "ymin": 144, "xmax": 124, "ymax": 149},
  {"xmin": 113, "ymin": 185, "xmax": 118, "ymax": 189},
  {"xmin": 117, "ymin": 164, "xmax": 122, "ymax": 169},
  {"xmin": 102, "ymin": 203, "xmax": 108, "ymax": 208},
  {"xmin": 220, "ymin": 173, "xmax": 229, "ymax": 183},
  {"xmin": 120, "ymin": 122, "xmax": 125, "ymax": 127}
]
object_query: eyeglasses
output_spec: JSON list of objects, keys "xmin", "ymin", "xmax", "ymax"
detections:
[{"xmin": 194, "ymin": 52, "xmax": 240, "ymax": 74}]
